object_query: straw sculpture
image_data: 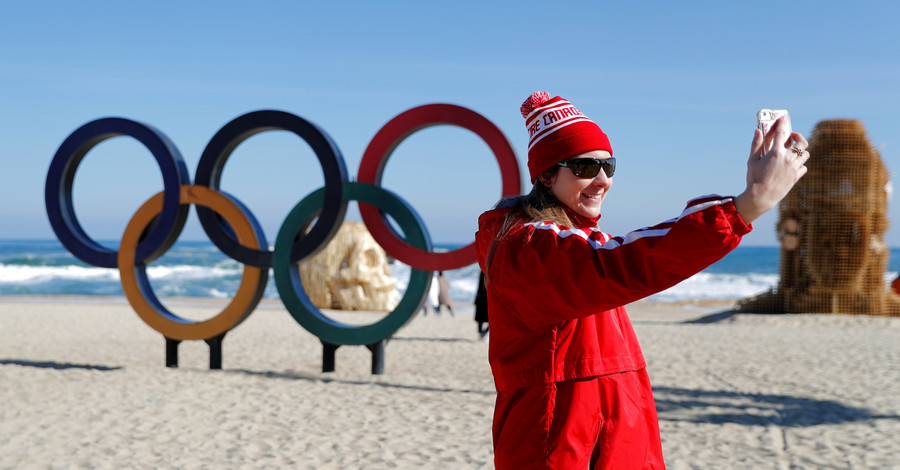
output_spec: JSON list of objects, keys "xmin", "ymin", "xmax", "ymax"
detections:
[
  {"xmin": 737, "ymin": 119, "xmax": 900, "ymax": 315},
  {"xmin": 297, "ymin": 221, "xmax": 400, "ymax": 311}
]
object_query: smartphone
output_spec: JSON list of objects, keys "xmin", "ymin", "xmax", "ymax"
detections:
[{"xmin": 757, "ymin": 109, "xmax": 791, "ymax": 156}]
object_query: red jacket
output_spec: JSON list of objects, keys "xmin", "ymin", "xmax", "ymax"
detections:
[{"xmin": 475, "ymin": 195, "xmax": 751, "ymax": 391}]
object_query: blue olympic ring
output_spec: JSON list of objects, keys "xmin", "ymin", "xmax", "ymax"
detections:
[{"xmin": 45, "ymin": 118, "xmax": 191, "ymax": 268}]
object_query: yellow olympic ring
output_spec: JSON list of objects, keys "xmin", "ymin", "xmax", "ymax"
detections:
[{"xmin": 118, "ymin": 185, "xmax": 267, "ymax": 341}]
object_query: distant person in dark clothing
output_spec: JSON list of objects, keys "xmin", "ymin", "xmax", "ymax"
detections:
[{"xmin": 474, "ymin": 271, "xmax": 489, "ymax": 339}]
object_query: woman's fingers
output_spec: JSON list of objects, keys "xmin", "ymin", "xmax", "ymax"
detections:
[
  {"xmin": 770, "ymin": 115, "xmax": 792, "ymax": 153},
  {"xmin": 749, "ymin": 128, "xmax": 765, "ymax": 162},
  {"xmin": 789, "ymin": 131, "xmax": 809, "ymax": 150}
]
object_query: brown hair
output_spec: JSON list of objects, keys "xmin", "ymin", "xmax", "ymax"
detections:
[{"xmin": 495, "ymin": 167, "xmax": 574, "ymax": 237}]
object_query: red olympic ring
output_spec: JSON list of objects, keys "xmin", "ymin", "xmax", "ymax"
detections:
[{"xmin": 357, "ymin": 104, "xmax": 521, "ymax": 271}]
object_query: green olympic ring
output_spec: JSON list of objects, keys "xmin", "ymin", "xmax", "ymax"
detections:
[{"xmin": 273, "ymin": 182, "xmax": 432, "ymax": 346}]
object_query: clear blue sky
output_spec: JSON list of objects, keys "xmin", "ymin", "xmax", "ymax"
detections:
[{"xmin": 2, "ymin": 1, "xmax": 898, "ymax": 248}]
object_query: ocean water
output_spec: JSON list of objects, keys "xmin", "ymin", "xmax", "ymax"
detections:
[{"xmin": 1, "ymin": 239, "xmax": 898, "ymax": 304}]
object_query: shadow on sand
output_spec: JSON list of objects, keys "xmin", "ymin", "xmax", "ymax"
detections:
[
  {"xmin": 654, "ymin": 386, "xmax": 899, "ymax": 427},
  {"xmin": 0, "ymin": 359, "xmax": 122, "ymax": 371}
]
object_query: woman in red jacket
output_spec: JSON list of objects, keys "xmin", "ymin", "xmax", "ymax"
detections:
[{"xmin": 475, "ymin": 91, "xmax": 809, "ymax": 469}]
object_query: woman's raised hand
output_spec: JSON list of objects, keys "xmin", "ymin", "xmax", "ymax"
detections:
[{"xmin": 734, "ymin": 116, "xmax": 809, "ymax": 224}]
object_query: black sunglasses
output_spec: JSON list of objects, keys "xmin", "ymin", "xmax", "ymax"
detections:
[{"xmin": 557, "ymin": 157, "xmax": 616, "ymax": 178}]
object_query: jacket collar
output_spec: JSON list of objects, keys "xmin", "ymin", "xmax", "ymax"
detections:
[{"xmin": 563, "ymin": 205, "xmax": 601, "ymax": 230}]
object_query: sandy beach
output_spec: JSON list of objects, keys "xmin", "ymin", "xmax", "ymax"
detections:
[{"xmin": 1, "ymin": 296, "xmax": 899, "ymax": 469}]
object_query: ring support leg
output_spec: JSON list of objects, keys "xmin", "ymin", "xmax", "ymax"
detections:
[
  {"xmin": 322, "ymin": 341, "xmax": 339, "ymax": 373},
  {"xmin": 165, "ymin": 337, "xmax": 181, "ymax": 368},
  {"xmin": 367, "ymin": 340, "xmax": 386, "ymax": 375},
  {"xmin": 205, "ymin": 333, "xmax": 226, "ymax": 370}
]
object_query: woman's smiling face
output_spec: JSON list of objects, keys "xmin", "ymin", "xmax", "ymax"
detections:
[{"xmin": 546, "ymin": 150, "xmax": 613, "ymax": 220}]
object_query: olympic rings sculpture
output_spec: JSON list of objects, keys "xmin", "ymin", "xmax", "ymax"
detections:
[{"xmin": 45, "ymin": 105, "xmax": 521, "ymax": 354}]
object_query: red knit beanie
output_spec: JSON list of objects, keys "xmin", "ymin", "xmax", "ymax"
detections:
[{"xmin": 521, "ymin": 91, "xmax": 612, "ymax": 182}]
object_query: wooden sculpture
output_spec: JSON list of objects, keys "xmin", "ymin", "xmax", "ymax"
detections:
[
  {"xmin": 298, "ymin": 221, "xmax": 400, "ymax": 311},
  {"xmin": 737, "ymin": 119, "xmax": 900, "ymax": 315}
]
